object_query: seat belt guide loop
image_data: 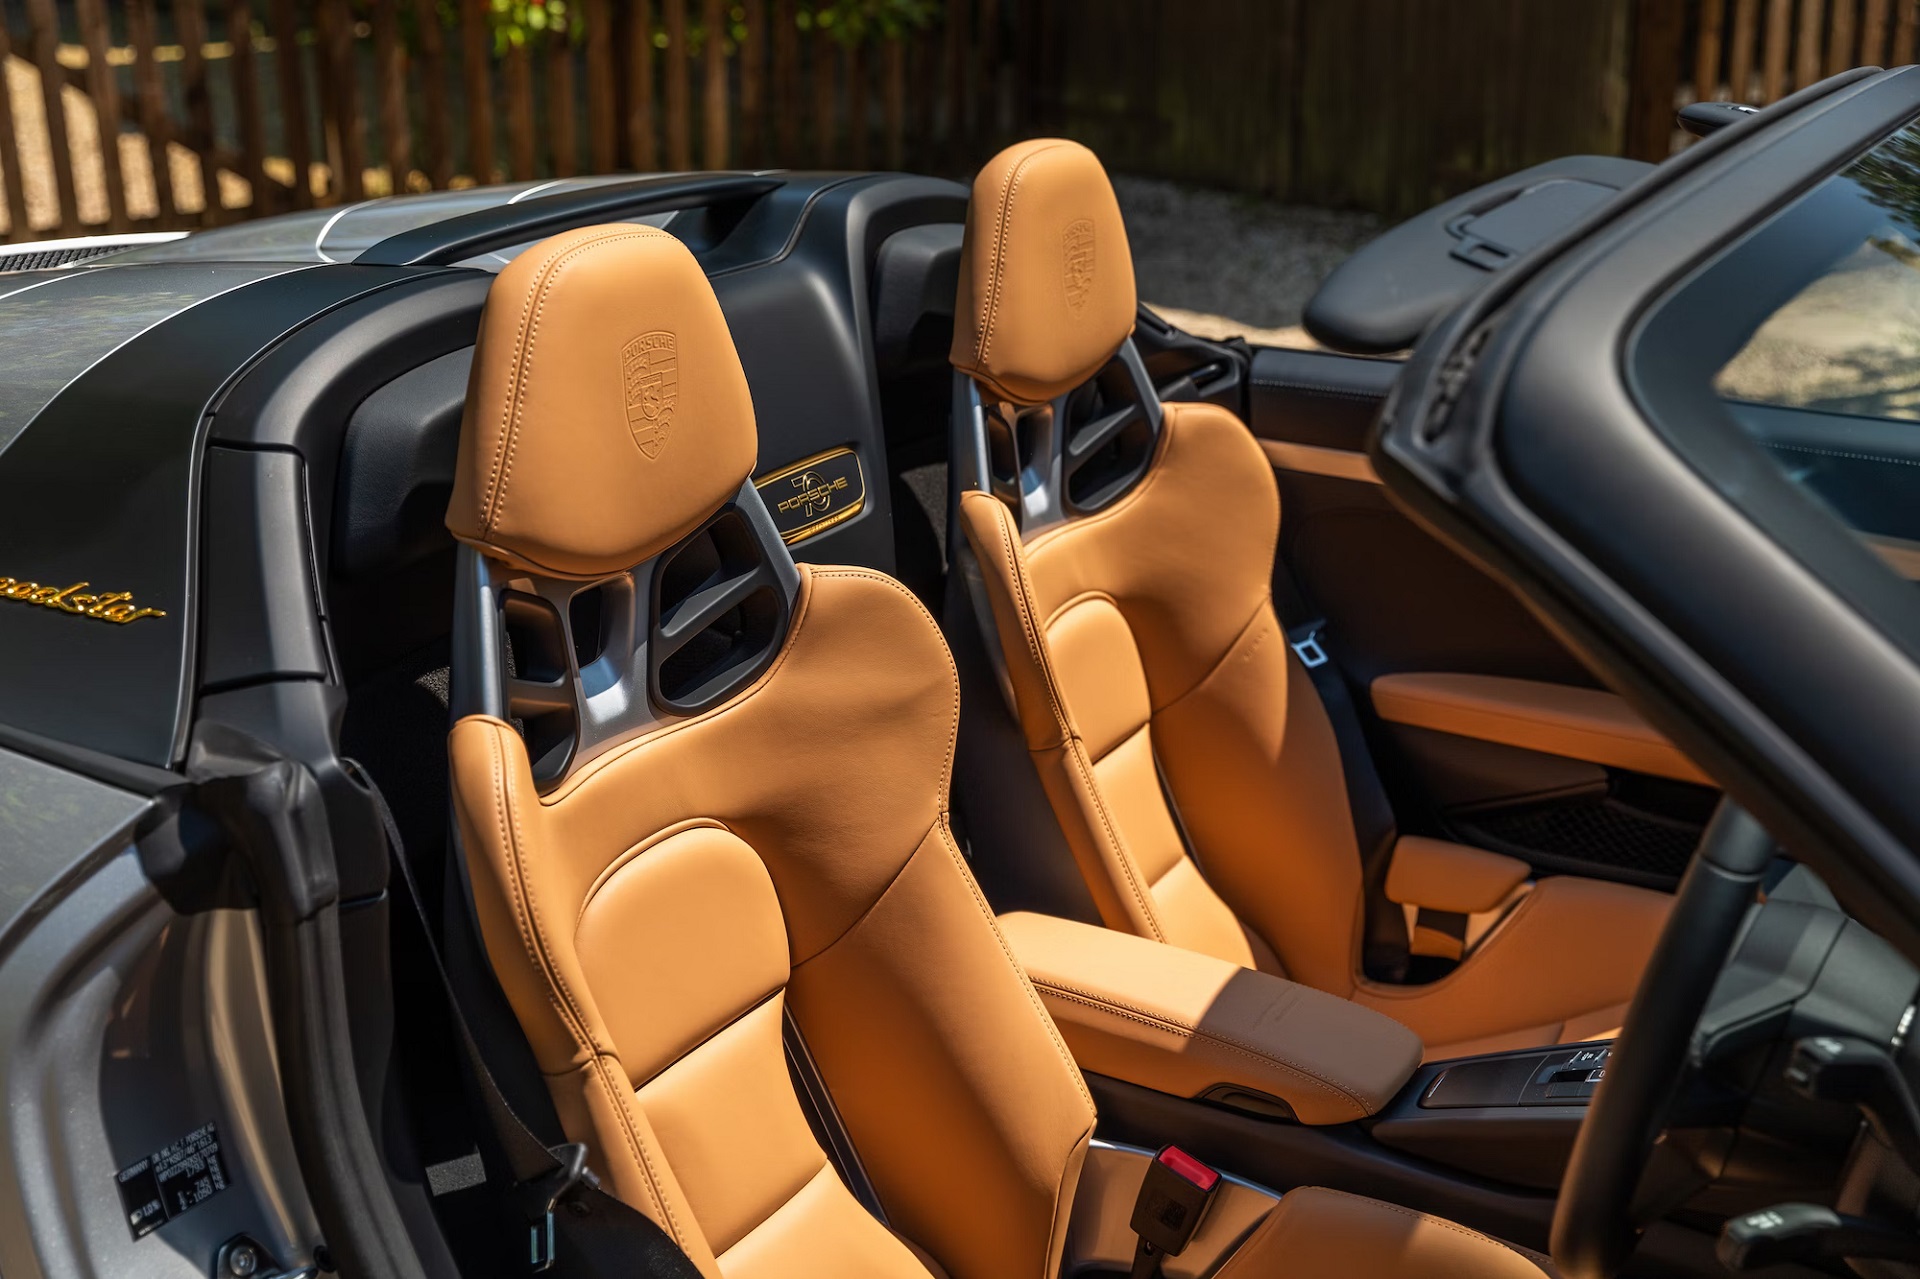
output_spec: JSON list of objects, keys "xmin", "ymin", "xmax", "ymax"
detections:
[{"xmin": 519, "ymin": 1141, "xmax": 596, "ymax": 1272}]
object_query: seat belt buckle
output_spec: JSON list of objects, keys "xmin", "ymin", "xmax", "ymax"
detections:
[
  {"xmin": 1288, "ymin": 623, "xmax": 1330, "ymax": 669},
  {"xmin": 518, "ymin": 1142, "xmax": 598, "ymax": 1272},
  {"xmin": 1128, "ymin": 1146, "xmax": 1221, "ymax": 1277}
]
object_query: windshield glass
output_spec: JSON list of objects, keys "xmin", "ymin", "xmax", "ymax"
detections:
[
  {"xmin": 1638, "ymin": 122, "xmax": 1920, "ymax": 580},
  {"xmin": 1717, "ymin": 129, "xmax": 1920, "ymax": 422}
]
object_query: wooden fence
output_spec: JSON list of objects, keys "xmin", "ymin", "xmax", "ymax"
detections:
[
  {"xmin": 0, "ymin": 0, "xmax": 1020, "ymax": 240},
  {"xmin": 3, "ymin": 2, "xmax": 1917, "ymax": 242},
  {"xmin": 1629, "ymin": 0, "xmax": 1920, "ymax": 159}
]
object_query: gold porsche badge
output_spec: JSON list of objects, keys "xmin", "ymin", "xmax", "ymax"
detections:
[
  {"xmin": 1062, "ymin": 219, "xmax": 1096, "ymax": 314},
  {"xmin": 0, "ymin": 575, "xmax": 166, "ymax": 624},
  {"xmin": 754, "ymin": 447, "xmax": 867, "ymax": 545},
  {"xmin": 622, "ymin": 330, "xmax": 677, "ymax": 460}
]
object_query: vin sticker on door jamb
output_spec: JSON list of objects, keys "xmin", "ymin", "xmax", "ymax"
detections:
[{"xmin": 114, "ymin": 1122, "xmax": 231, "ymax": 1239}]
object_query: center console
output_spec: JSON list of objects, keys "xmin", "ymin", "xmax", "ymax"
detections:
[{"xmin": 1368, "ymin": 1042, "xmax": 1612, "ymax": 1190}]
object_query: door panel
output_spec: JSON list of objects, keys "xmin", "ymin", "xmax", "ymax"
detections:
[{"xmin": 1241, "ymin": 343, "xmax": 1715, "ymax": 888}]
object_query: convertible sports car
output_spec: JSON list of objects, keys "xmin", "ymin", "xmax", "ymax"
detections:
[{"xmin": 1, "ymin": 61, "xmax": 1917, "ymax": 1279}]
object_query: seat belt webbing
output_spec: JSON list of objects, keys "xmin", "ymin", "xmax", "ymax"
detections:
[
  {"xmin": 1268, "ymin": 570, "xmax": 1411, "ymax": 983},
  {"xmin": 356, "ymin": 766, "xmax": 703, "ymax": 1278}
]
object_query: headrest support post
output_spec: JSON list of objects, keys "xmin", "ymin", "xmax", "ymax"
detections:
[{"xmin": 950, "ymin": 335, "xmax": 1163, "ymax": 541}]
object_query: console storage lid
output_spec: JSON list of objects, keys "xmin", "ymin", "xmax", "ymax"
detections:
[{"xmin": 999, "ymin": 912, "xmax": 1422, "ymax": 1124}]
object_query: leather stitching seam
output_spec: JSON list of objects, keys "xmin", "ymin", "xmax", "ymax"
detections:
[
  {"xmin": 934, "ymin": 823, "xmax": 1098, "ymax": 1115},
  {"xmin": 811, "ymin": 567, "xmax": 960, "ymax": 798},
  {"xmin": 594, "ymin": 1052, "xmax": 688, "ymax": 1245},
  {"xmin": 481, "ymin": 720, "xmax": 684, "ymax": 1242},
  {"xmin": 1030, "ymin": 979, "xmax": 1371, "ymax": 1121},
  {"xmin": 981, "ymin": 499, "xmax": 1164, "ymax": 939},
  {"xmin": 976, "ymin": 141, "xmax": 1070, "ymax": 370}
]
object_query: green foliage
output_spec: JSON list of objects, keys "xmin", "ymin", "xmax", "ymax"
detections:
[
  {"xmin": 1851, "ymin": 126, "xmax": 1920, "ymax": 238},
  {"xmin": 798, "ymin": 0, "xmax": 940, "ymax": 44},
  {"xmin": 428, "ymin": 0, "xmax": 937, "ymax": 61},
  {"xmin": 485, "ymin": 0, "xmax": 584, "ymax": 54}
]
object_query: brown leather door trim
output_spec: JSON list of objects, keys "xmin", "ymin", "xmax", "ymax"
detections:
[
  {"xmin": 1371, "ymin": 672, "xmax": 1711, "ymax": 786},
  {"xmin": 1258, "ymin": 438, "xmax": 1381, "ymax": 485}
]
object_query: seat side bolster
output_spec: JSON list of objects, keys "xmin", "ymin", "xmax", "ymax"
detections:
[
  {"xmin": 1385, "ymin": 836, "xmax": 1530, "ymax": 915},
  {"xmin": 998, "ymin": 912, "xmax": 1422, "ymax": 1124},
  {"xmin": 1212, "ymin": 1187, "xmax": 1556, "ymax": 1278}
]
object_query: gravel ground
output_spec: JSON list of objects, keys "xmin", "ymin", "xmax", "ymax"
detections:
[{"xmin": 1114, "ymin": 174, "xmax": 1384, "ymax": 348}]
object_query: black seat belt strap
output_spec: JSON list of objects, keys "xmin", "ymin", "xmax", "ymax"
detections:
[
  {"xmin": 1268, "ymin": 571, "xmax": 1410, "ymax": 982},
  {"xmin": 352, "ymin": 764, "xmax": 702, "ymax": 1279}
]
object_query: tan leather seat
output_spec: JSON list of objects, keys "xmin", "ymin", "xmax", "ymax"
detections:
[
  {"xmin": 949, "ymin": 138, "xmax": 1672, "ymax": 1062},
  {"xmin": 443, "ymin": 224, "xmax": 1552, "ymax": 1275}
]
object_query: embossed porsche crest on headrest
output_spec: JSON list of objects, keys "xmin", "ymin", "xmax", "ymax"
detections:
[
  {"xmin": 623, "ymin": 330, "xmax": 678, "ymax": 460},
  {"xmin": 1062, "ymin": 219, "xmax": 1095, "ymax": 314},
  {"xmin": 447, "ymin": 224, "xmax": 758, "ymax": 579},
  {"xmin": 950, "ymin": 138, "xmax": 1137, "ymax": 405}
]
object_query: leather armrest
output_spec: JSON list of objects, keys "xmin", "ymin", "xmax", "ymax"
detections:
[
  {"xmin": 998, "ymin": 912, "xmax": 1422, "ymax": 1124},
  {"xmin": 1385, "ymin": 836, "xmax": 1529, "ymax": 915},
  {"xmin": 1370, "ymin": 672, "xmax": 1710, "ymax": 785}
]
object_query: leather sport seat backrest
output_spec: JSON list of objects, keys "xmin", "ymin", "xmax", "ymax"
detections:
[
  {"xmin": 951, "ymin": 140, "xmax": 1380, "ymax": 995},
  {"xmin": 445, "ymin": 225, "xmax": 1096, "ymax": 1278}
]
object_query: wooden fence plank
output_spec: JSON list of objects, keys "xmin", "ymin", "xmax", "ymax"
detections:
[
  {"xmin": 772, "ymin": 0, "xmax": 798, "ymax": 164},
  {"xmin": 1625, "ymin": 0, "xmax": 1684, "ymax": 160},
  {"xmin": 175, "ymin": 0, "xmax": 225, "ymax": 220},
  {"xmin": 1829, "ymin": 0, "xmax": 1857, "ymax": 73},
  {"xmin": 1796, "ymin": 0, "xmax": 1825, "ymax": 88},
  {"xmin": 847, "ymin": 38, "xmax": 867, "ymax": 168},
  {"xmin": 225, "ymin": 0, "xmax": 271, "ymax": 215},
  {"xmin": 1762, "ymin": 0, "xmax": 1792, "ymax": 101},
  {"xmin": 374, "ymin": 0, "xmax": 412, "ymax": 192},
  {"xmin": 909, "ymin": 26, "xmax": 934, "ymax": 158},
  {"xmin": 414, "ymin": 0, "xmax": 452, "ymax": 187},
  {"xmin": 1728, "ymin": 0, "xmax": 1759, "ymax": 101},
  {"xmin": 1861, "ymin": 0, "xmax": 1891, "ymax": 61},
  {"xmin": 330, "ymin": 0, "xmax": 366, "ymax": 199},
  {"xmin": 504, "ymin": 40, "xmax": 535, "ymax": 179},
  {"xmin": 24, "ymin": 0, "xmax": 79, "ymax": 233},
  {"xmin": 739, "ymin": 0, "xmax": 764, "ymax": 165},
  {"xmin": 1695, "ymin": 0, "xmax": 1727, "ymax": 100},
  {"xmin": 628, "ymin": 0, "xmax": 656, "ymax": 170},
  {"xmin": 267, "ymin": 0, "xmax": 313, "ymax": 207},
  {"xmin": 1895, "ymin": 0, "xmax": 1919, "ymax": 63},
  {"xmin": 702, "ymin": 0, "xmax": 726, "ymax": 167},
  {"xmin": 126, "ymin": 0, "xmax": 175, "ymax": 224},
  {"xmin": 973, "ymin": 0, "xmax": 998, "ymax": 144},
  {"xmin": 0, "ymin": 1, "xmax": 33, "ymax": 234},
  {"xmin": 586, "ymin": 0, "xmax": 616, "ymax": 172},
  {"xmin": 665, "ymin": 0, "xmax": 690, "ymax": 169},
  {"xmin": 942, "ymin": 0, "xmax": 965, "ymax": 159},
  {"xmin": 548, "ymin": 26, "xmax": 577, "ymax": 178},
  {"xmin": 812, "ymin": 29, "xmax": 836, "ymax": 164},
  {"xmin": 884, "ymin": 34, "xmax": 904, "ymax": 169},
  {"xmin": 74, "ymin": 0, "xmax": 129, "ymax": 230},
  {"xmin": 462, "ymin": 0, "xmax": 495, "ymax": 183}
]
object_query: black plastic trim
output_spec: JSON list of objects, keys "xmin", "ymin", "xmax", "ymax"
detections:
[
  {"xmin": 356, "ymin": 173, "xmax": 782, "ymax": 266},
  {"xmin": 0, "ymin": 718, "xmax": 181, "ymax": 795},
  {"xmin": 1375, "ymin": 68, "xmax": 1920, "ymax": 963},
  {"xmin": 1249, "ymin": 347, "xmax": 1402, "ymax": 452}
]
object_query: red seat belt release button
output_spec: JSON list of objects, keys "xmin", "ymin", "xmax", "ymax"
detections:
[{"xmin": 1129, "ymin": 1145, "xmax": 1221, "ymax": 1273}]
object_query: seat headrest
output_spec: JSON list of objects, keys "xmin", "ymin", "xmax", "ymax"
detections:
[
  {"xmin": 447, "ymin": 224, "xmax": 758, "ymax": 579},
  {"xmin": 950, "ymin": 139, "xmax": 1137, "ymax": 406}
]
